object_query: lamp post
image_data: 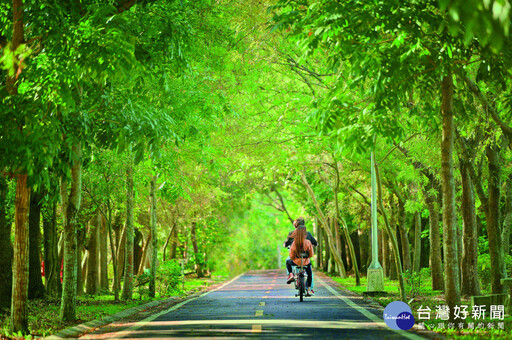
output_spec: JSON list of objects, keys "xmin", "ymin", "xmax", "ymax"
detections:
[{"xmin": 367, "ymin": 138, "xmax": 385, "ymax": 293}]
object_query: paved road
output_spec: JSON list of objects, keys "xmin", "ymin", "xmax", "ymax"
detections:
[{"xmin": 81, "ymin": 270, "xmax": 425, "ymax": 339}]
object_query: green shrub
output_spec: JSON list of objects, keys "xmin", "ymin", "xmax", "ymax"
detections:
[
  {"xmin": 403, "ymin": 268, "xmax": 430, "ymax": 298},
  {"xmin": 478, "ymin": 253, "xmax": 512, "ymax": 292},
  {"xmin": 134, "ymin": 270, "xmax": 152, "ymax": 299},
  {"xmin": 158, "ymin": 260, "xmax": 183, "ymax": 295}
]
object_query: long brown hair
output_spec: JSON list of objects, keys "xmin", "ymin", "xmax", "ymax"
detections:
[{"xmin": 292, "ymin": 226, "xmax": 307, "ymax": 255}]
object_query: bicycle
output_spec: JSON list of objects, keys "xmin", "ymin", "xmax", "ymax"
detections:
[{"xmin": 293, "ymin": 252, "xmax": 309, "ymax": 302}]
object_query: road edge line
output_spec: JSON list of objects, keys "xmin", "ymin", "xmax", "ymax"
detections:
[
  {"xmin": 316, "ymin": 276, "xmax": 425, "ymax": 340},
  {"xmin": 98, "ymin": 272, "xmax": 246, "ymax": 339}
]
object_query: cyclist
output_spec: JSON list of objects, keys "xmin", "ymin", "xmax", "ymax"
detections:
[
  {"xmin": 284, "ymin": 217, "xmax": 317, "ymax": 294},
  {"xmin": 286, "ymin": 225, "xmax": 314, "ymax": 296}
]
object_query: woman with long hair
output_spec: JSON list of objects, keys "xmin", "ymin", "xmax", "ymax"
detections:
[{"xmin": 287, "ymin": 225, "xmax": 314, "ymax": 295}]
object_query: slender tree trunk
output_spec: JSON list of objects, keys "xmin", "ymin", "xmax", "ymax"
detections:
[
  {"xmin": 301, "ymin": 174, "xmax": 349, "ymax": 275},
  {"xmin": 322, "ymin": 227, "xmax": 330, "ymax": 272},
  {"xmin": 85, "ymin": 217, "xmax": 99, "ymax": 295},
  {"xmin": 374, "ymin": 164, "xmax": 406, "ymax": 302},
  {"xmin": 317, "ymin": 218, "xmax": 323, "ymax": 269},
  {"xmin": 10, "ymin": 175, "xmax": 30, "ymax": 333},
  {"xmin": 388, "ymin": 195, "xmax": 398, "ymax": 280},
  {"xmin": 191, "ymin": 222, "xmax": 205, "ymax": 277},
  {"xmin": 28, "ymin": 190, "xmax": 45, "ymax": 299},
  {"xmin": 424, "ymin": 186, "xmax": 444, "ymax": 291},
  {"xmin": 413, "ymin": 211, "xmax": 421, "ymax": 272},
  {"xmin": 107, "ymin": 213, "xmax": 119, "ymax": 301},
  {"xmin": 122, "ymin": 164, "xmax": 134, "ymax": 300},
  {"xmin": 99, "ymin": 214, "xmax": 108, "ymax": 291},
  {"xmin": 502, "ymin": 173, "xmax": 512, "ymax": 256},
  {"xmin": 149, "ymin": 176, "xmax": 158, "ymax": 296},
  {"xmin": 331, "ymin": 161, "xmax": 357, "ymax": 281},
  {"xmin": 169, "ymin": 225, "xmax": 179, "ymax": 260},
  {"xmin": 162, "ymin": 223, "xmax": 177, "ymax": 262},
  {"xmin": 43, "ymin": 200, "xmax": 61, "ymax": 297},
  {"xmin": 60, "ymin": 143, "xmax": 82, "ymax": 321},
  {"xmin": 0, "ymin": 176, "xmax": 13, "ymax": 309},
  {"xmin": 76, "ymin": 227, "xmax": 85, "ymax": 296},
  {"xmin": 486, "ymin": 143, "xmax": 505, "ymax": 294},
  {"xmin": 381, "ymin": 228, "xmax": 389, "ymax": 277},
  {"xmin": 459, "ymin": 157, "xmax": 481, "ymax": 297},
  {"xmin": 398, "ymin": 203, "xmax": 412, "ymax": 273},
  {"xmin": 116, "ymin": 223, "xmax": 127, "ymax": 289},
  {"xmin": 334, "ymin": 219, "xmax": 347, "ymax": 277},
  {"xmin": 440, "ymin": 73, "xmax": 461, "ymax": 319},
  {"xmin": 138, "ymin": 233, "xmax": 151, "ymax": 275}
]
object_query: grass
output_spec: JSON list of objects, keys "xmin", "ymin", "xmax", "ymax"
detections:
[
  {"xmin": 331, "ymin": 272, "xmax": 511, "ymax": 339},
  {"xmin": 0, "ymin": 273, "xmax": 227, "ymax": 339}
]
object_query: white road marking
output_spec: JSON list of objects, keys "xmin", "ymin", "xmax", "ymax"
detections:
[
  {"xmin": 316, "ymin": 276, "xmax": 424, "ymax": 340},
  {"xmin": 82, "ymin": 273, "xmax": 245, "ymax": 339}
]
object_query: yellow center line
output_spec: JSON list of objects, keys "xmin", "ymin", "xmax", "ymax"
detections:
[{"xmin": 251, "ymin": 325, "xmax": 262, "ymax": 333}]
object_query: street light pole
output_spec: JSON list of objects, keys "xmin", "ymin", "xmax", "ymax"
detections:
[{"xmin": 367, "ymin": 137, "xmax": 385, "ymax": 293}]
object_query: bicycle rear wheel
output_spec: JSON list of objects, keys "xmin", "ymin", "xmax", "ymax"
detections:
[{"xmin": 299, "ymin": 276, "xmax": 305, "ymax": 302}]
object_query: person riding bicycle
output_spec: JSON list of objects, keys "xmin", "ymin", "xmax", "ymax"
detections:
[
  {"xmin": 284, "ymin": 217, "xmax": 317, "ymax": 294},
  {"xmin": 287, "ymin": 225, "xmax": 314, "ymax": 296},
  {"xmin": 283, "ymin": 217, "xmax": 318, "ymax": 248}
]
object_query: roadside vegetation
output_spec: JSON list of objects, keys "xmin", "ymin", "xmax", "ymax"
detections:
[{"xmin": 1, "ymin": 0, "xmax": 511, "ymax": 339}]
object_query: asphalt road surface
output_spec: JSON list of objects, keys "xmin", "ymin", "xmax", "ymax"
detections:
[{"xmin": 80, "ymin": 270, "xmax": 426, "ymax": 339}]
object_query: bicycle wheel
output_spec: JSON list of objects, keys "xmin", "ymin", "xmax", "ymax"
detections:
[{"xmin": 299, "ymin": 276, "xmax": 305, "ymax": 302}]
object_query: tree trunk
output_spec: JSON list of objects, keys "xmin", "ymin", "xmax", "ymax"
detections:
[
  {"xmin": 398, "ymin": 203, "xmax": 411, "ymax": 273},
  {"xmin": 162, "ymin": 223, "xmax": 177, "ymax": 262},
  {"xmin": 381, "ymin": 228, "xmax": 389, "ymax": 277},
  {"xmin": 116, "ymin": 223, "xmax": 127, "ymax": 289},
  {"xmin": 413, "ymin": 211, "xmax": 421, "ymax": 272},
  {"xmin": 317, "ymin": 218, "xmax": 323, "ymax": 269},
  {"xmin": 0, "ymin": 176, "xmax": 13, "ymax": 309},
  {"xmin": 60, "ymin": 143, "xmax": 82, "ymax": 321},
  {"xmin": 459, "ymin": 157, "xmax": 481, "ymax": 297},
  {"xmin": 338, "ymin": 230, "xmax": 347, "ymax": 271},
  {"xmin": 334, "ymin": 219, "xmax": 347, "ymax": 277},
  {"xmin": 122, "ymin": 164, "xmax": 134, "ymax": 300},
  {"xmin": 43, "ymin": 200, "xmax": 61, "ymax": 298},
  {"xmin": 331, "ymin": 161, "xmax": 357, "ymax": 281},
  {"xmin": 424, "ymin": 186, "xmax": 444, "ymax": 291},
  {"xmin": 107, "ymin": 213, "xmax": 119, "ymax": 301},
  {"xmin": 502, "ymin": 173, "xmax": 512, "ymax": 256},
  {"xmin": 486, "ymin": 143, "xmax": 505, "ymax": 294},
  {"xmin": 169, "ymin": 224, "xmax": 178, "ymax": 260},
  {"xmin": 191, "ymin": 222, "xmax": 205, "ymax": 278},
  {"xmin": 301, "ymin": 173, "xmax": 349, "ymax": 280},
  {"xmin": 99, "ymin": 215, "xmax": 108, "ymax": 291},
  {"xmin": 76, "ymin": 227, "xmax": 85, "ymax": 296},
  {"xmin": 440, "ymin": 73, "xmax": 461, "ymax": 319},
  {"xmin": 85, "ymin": 216, "xmax": 99, "ymax": 295},
  {"xmin": 10, "ymin": 175, "xmax": 30, "ymax": 333},
  {"xmin": 322, "ymin": 227, "xmax": 330, "ymax": 272},
  {"xmin": 388, "ymin": 195, "xmax": 397, "ymax": 280},
  {"xmin": 137, "ymin": 233, "xmax": 151, "ymax": 275},
  {"xmin": 357, "ymin": 229, "xmax": 367, "ymax": 272},
  {"xmin": 8, "ymin": 0, "xmax": 28, "ymax": 332},
  {"xmin": 374, "ymin": 164, "xmax": 406, "ymax": 302},
  {"xmin": 149, "ymin": 176, "xmax": 158, "ymax": 297},
  {"xmin": 28, "ymin": 190, "xmax": 45, "ymax": 299}
]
